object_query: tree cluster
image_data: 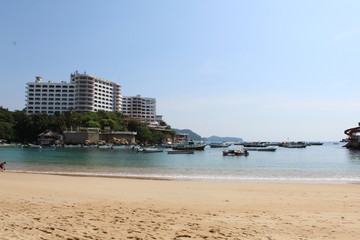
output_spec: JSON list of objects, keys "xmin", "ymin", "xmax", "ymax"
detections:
[{"xmin": 0, "ymin": 107, "xmax": 175, "ymax": 144}]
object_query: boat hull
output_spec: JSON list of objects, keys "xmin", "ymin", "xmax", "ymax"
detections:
[
  {"xmin": 167, "ymin": 150, "xmax": 195, "ymax": 154},
  {"xmin": 223, "ymin": 150, "xmax": 249, "ymax": 156},
  {"xmin": 172, "ymin": 145, "xmax": 206, "ymax": 151}
]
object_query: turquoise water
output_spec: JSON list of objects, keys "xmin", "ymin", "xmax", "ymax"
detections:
[{"xmin": 1, "ymin": 143, "xmax": 360, "ymax": 184}]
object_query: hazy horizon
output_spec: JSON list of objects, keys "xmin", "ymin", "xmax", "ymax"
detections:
[{"xmin": 1, "ymin": 0, "xmax": 359, "ymax": 141}]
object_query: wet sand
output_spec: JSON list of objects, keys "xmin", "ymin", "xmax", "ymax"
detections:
[{"xmin": 0, "ymin": 172, "xmax": 359, "ymax": 239}]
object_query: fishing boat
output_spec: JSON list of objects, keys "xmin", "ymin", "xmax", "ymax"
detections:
[
  {"xmin": 308, "ymin": 142, "xmax": 323, "ymax": 146},
  {"xmin": 282, "ymin": 143, "xmax": 307, "ymax": 148},
  {"xmin": 141, "ymin": 148, "xmax": 164, "ymax": 153},
  {"xmin": 172, "ymin": 141, "xmax": 206, "ymax": 151},
  {"xmin": 209, "ymin": 142, "xmax": 231, "ymax": 148},
  {"xmin": 245, "ymin": 147, "xmax": 276, "ymax": 152},
  {"xmin": 241, "ymin": 142, "xmax": 267, "ymax": 147},
  {"xmin": 167, "ymin": 150, "xmax": 195, "ymax": 154},
  {"xmin": 223, "ymin": 149, "xmax": 249, "ymax": 156}
]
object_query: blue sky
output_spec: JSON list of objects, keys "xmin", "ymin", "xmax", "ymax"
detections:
[{"xmin": 1, "ymin": 0, "xmax": 360, "ymax": 141}]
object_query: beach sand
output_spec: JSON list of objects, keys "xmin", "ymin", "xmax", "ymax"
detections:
[{"xmin": 0, "ymin": 173, "xmax": 359, "ymax": 239}]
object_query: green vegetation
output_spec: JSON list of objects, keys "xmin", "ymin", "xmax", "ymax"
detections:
[{"xmin": 0, "ymin": 107, "xmax": 175, "ymax": 144}]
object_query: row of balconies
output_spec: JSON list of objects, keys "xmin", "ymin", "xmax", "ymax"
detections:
[
  {"xmin": 27, "ymin": 85, "xmax": 75, "ymax": 89},
  {"xmin": 27, "ymin": 93, "xmax": 74, "ymax": 97},
  {"xmin": 28, "ymin": 98, "xmax": 74, "ymax": 102},
  {"xmin": 27, "ymin": 106, "xmax": 70, "ymax": 110},
  {"xmin": 27, "ymin": 89, "xmax": 75, "ymax": 93},
  {"xmin": 27, "ymin": 102, "xmax": 74, "ymax": 105}
]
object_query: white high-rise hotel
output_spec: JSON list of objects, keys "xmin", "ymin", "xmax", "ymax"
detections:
[
  {"xmin": 25, "ymin": 72, "xmax": 161, "ymax": 122},
  {"xmin": 26, "ymin": 71, "xmax": 121, "ymax": 115}
]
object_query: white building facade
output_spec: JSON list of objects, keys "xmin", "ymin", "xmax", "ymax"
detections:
[
  {"xmin": 26, "ymin": 72, "xmax": 121, "ymax": 115},
  {"xmin": 121, "ymin": 95, "xmax": 162, "ymax": 123}
]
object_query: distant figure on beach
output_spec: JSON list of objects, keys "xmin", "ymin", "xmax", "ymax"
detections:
[{"xmin": 0, "ymin": 162, "xmax": 6, "ymax": 171}]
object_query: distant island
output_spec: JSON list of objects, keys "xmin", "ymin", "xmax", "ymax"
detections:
[{"xmin": 173, "ymin": 129, "xmax": 243, "ymax": 143}]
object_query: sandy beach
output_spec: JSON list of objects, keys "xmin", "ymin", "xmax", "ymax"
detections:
[{"xmin": 0, "ymin": 173, "xmax": 359, "ymax": 239}]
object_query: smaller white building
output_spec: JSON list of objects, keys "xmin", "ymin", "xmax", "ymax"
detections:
[
  {"xmin": 26, "ymin": 77, "xmax": 76, "ymax": 115},
  {"xmin": 121, "ymin": 95, "xmax": 162, "ymax": 123}
]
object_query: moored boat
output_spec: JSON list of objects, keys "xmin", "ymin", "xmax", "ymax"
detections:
[
  {"xmin": 141, "ymin": 148, "xmax": 164, "ymax": 153},
  {"xmin": 223, "ymin": 149, "xmax": 249, "ymax": 156},
  {"xmin": 283, "ymin": 143, "xmax": 306, "ymax": 148},
  {"xmin": 167, "ymin": 150, "xmax": 195, "ymax": 154},
  {"xmin": 245, "ymin": 147, "xmax": 276, "ymax": 152},
  {"xmin": 22, "ymin": 143, "xmax": 42, "ymax": 148},
  {"xmin": 172, "ymin": 141, "xmax": 206, "ymax": 151},
  {"xmin": 241, "ymin": 142, "xmax": 267, "ymax": 148},
  {"xmin": 209, "ymin": 142, "xmax": 231, "ymax": 148},
  {"xmin": 278, "ymin": 142, "xmax": 307, "ymax": 148}
]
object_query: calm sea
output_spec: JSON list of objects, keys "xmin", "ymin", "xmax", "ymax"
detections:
[{"xmin": 1, "ymin": 143, "xmax": 360, "ymax": 184}]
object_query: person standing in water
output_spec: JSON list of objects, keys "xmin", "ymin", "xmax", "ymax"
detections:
[{"xmin": 0, "ymin": 162, "xmax": 6, "ymax": 171}]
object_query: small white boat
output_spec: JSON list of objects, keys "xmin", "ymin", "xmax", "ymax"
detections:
[
  {"xmin": 63, "ymin": 144, "xmax": 82, "ymax": 148},
  {"xmin": 141, "ymin": 148, "xmax": 164, "ymax": 153},
  {"xmin": 244, "ymin": 147, "xmax": 277, "ymax": 152},
  {"xmin": 22, "ymin": 143, "xmax": 42, "ymax": 148},
  {"xmin": 112, "ymin": 145, "xmax": 132, "ymax": 150},
  {"xmin": 97, "ymin": 145, "xmax": 113, "ymax": 149}
]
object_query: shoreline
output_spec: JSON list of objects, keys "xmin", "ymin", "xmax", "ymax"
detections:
[
  {"xmin": 1, "ymin": 172, "xmax": 360, "ymax": 239},
  {"xmin": 6, "ymin": 169, "xmax": 360, "ymax": 185}
]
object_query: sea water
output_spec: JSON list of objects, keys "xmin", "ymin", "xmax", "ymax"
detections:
[{"xmin": 1, "ymin": 142, "xmax": 360, "ymax": 184}]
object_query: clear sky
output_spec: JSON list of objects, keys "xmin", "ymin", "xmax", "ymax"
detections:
[{"xmin": 1, "ymin": 0, "xmax": 360, "ymax": 141}]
